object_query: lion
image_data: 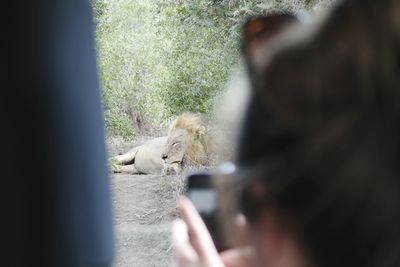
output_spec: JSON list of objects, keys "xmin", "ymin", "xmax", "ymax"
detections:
[{"xmin": 110, "ymin": 112, "xmax": 213, "ymax": 175}]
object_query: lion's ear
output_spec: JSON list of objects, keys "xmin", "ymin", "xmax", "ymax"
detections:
[{"xmin": 196, "ymin": 125, "xmax": 206, "ymax": 139}]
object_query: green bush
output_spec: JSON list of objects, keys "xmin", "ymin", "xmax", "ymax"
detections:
[
  {"xmin": 93, "ymin": 0, "xmax": 334, "ymax": 139},
  {"xmin": 95, "ymin": 0, "xmax": 167, "ymax": 139}
]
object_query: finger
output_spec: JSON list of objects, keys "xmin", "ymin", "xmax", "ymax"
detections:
[
  {"xmin": 220, "ymin": 246, "xmax": 257, "ymax": 267},
  {"xmin": 172, "ymin": 219, "xmax": 199, "ymax": 266},
  {"xmin": 235, "ymin": 214, "xmax": 249, "ymax": 246},
  {"xmin": 178, "ymin": 196, "xmax": 215, "ymax": 256},
  {"xmin": 178, "ymin": 196, "xmax": 224, "ymax": 266}
]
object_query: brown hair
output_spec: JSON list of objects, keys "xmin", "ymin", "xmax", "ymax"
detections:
[{"xmin": 237, "ymin": 1, "xmax": 400, "ymax": 267}]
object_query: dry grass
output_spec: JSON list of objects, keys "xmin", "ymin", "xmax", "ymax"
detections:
[{"xmin": 148, "ymin": 174, "xmax": 186, "ymax": 221}]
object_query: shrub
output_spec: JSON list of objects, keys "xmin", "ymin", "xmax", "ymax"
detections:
[{"xmin": 93, "ymin": 0, "xmax": 334, "ymax": 139}]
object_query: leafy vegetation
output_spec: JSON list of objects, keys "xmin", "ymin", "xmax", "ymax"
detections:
[{"xmin": 93, "ymin": 0, "xmax": 333, "ymax": 139}]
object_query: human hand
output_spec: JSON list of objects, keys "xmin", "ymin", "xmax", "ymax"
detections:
[
  {"xmin": 172, "ymin": 196, "xmax": 256, "ymax": 267},
  {"xmin": 172, "ymin": 196, "xmax": 224, "ymax": 267}
]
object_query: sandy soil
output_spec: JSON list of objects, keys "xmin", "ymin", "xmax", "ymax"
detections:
[
  {"xmin": 110, "ymin": 173, "xmax": 185, "ymax": 267},
  {"xmin": 106, "ymin": 136, "xmax": 188, "ymax": 266}
]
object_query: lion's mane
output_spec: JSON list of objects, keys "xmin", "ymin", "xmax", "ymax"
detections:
[{"xmin": 168, "ymin": 112, "xmax": 213, "ymax": 166}]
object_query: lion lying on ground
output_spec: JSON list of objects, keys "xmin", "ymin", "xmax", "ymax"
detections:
[{"xmin": 110, "ymin": 113, "xmax": 213, "ymax": 175}]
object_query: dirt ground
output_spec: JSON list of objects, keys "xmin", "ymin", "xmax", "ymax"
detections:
[
  {"xmin": 111, "ymin": 173, "xmax": 185, "ymax": 267},
  {"xmin": 107, "ymin": 137, "xmax": 186, "ymax": 267},
  {"xmin": 106, "ymin": 136, "xmax": 212, "ymax": 267}
]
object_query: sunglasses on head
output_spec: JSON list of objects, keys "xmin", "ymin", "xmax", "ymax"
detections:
[{"xmin": 242, "ymin": 13, "xmax": 299, "ymax": 59}]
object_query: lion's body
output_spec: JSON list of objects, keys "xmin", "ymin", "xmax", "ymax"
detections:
[
  {"xmin": 112, "ymin": 136, "xmax": 168, "ymax": 174},
  {"xmin": 133, "ymin": 137, "xmax": 167, "ymax": 174},
  {"xmin": 111, "ymin": 113, "xmax": 213, "ymax": 175}
]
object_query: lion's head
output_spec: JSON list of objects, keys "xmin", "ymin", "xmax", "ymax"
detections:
[{"xmin": 162, "ymin": 112, "xmax": 210, "ymax": 174}]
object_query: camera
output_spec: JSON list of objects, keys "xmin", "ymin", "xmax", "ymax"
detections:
[{"xmin": 185, "ymin": 163, "xmax": 236, "ymax": 252}]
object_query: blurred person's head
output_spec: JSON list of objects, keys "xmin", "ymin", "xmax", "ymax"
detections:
[{"xmin": 234, "ymin": 1, "xmax": 400, "ymax": 267}]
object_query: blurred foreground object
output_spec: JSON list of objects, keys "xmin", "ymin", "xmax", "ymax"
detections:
[
  {"xmin": 1, "ymin": 0, "xmax": 114, "ymax": 266},
  {"xmin": 238, "ymin": 1, "xmax": 400, "ymax": 267}
]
